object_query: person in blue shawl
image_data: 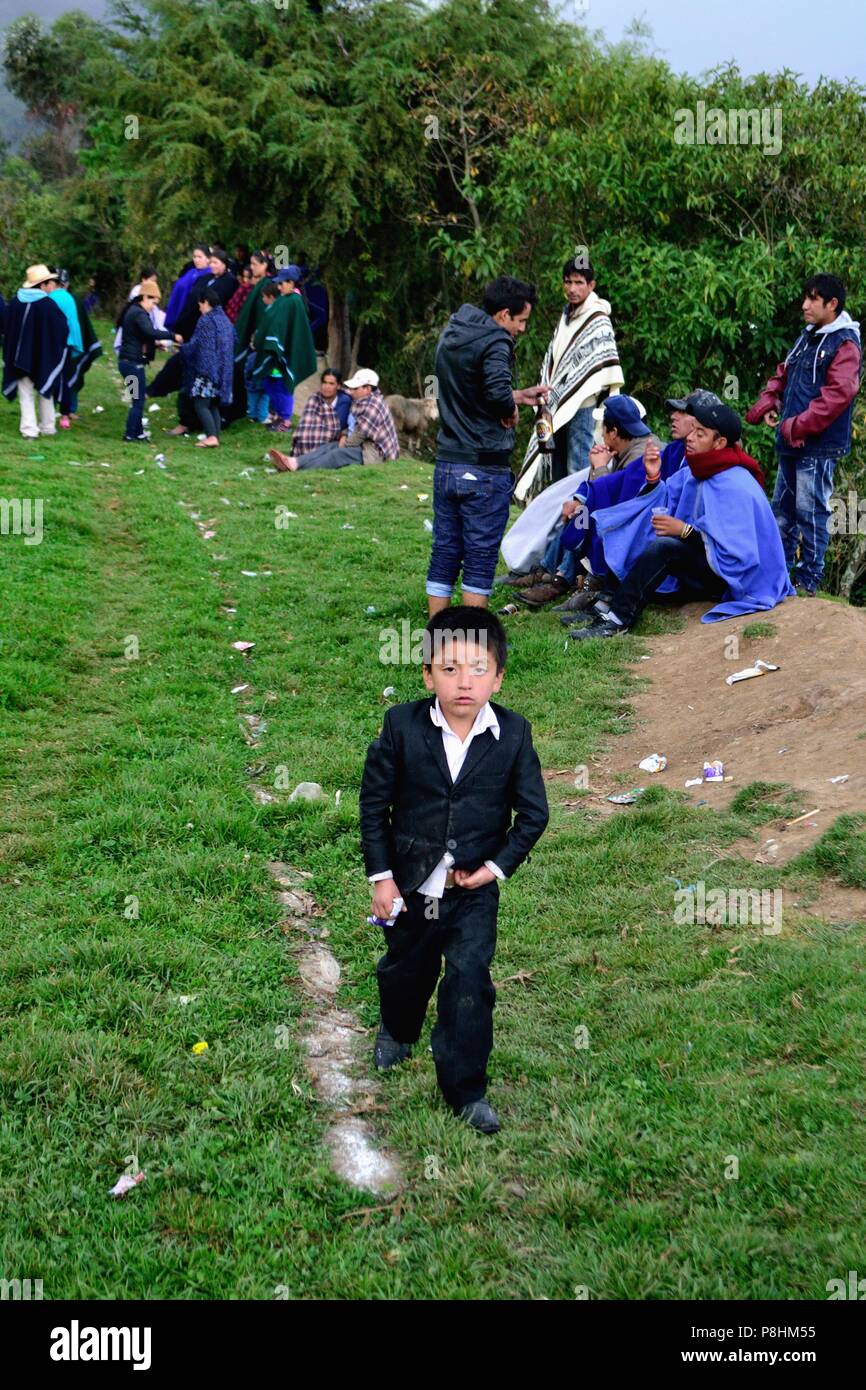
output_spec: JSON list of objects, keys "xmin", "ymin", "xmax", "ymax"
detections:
[
  {"xmin": 568, "ymin": 399, "xmax": 795, "ymax": 640},
  {"xmin": 2, "ymin": 264, "xmax": 69, "ymax": 438},
  {"xmin": 550, "ymin": 393, "xmax": 705, "ymax": 619},
  {"xmin": 164, "ymin": 244, "xmax": 211, "ymax": 332},
  {"xmin": 178, "ymin": 284, "xmax": 235, "ymax": 447}
]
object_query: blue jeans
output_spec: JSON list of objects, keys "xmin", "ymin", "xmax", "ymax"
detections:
[
  {"xmin": 426, "ymin": 460, "xmax": 515, "ymax": 598},
  {"xmin": 244, "ymin": 352, "xmax": 269, "ymax": 422},
  {"xmin": 119, "ymin": 359, "xmax": 146, "ymax": 439},
  {"xmin": 772, "ymin": 454, "xmax": 837, "ymax": 591},
  {"xmin": 542, "ymin": 530, "xmax": 578, "ymax": 584},
  {"xmin": 566, "ymin": 404, "xmax": 595, "ymax": 473}
]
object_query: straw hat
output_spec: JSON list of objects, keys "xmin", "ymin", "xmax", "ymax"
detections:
[
  {"xmin": 22, "ymin": 264, "xmax": 56, "ymax": 289},
  {"xmin": 138, "ymin": 278, "xmax": 161, "ymax": 302}
]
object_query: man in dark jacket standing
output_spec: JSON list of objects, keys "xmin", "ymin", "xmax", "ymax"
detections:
[
  {"xmin": 2, "ymin": 264, "xmax": 69, "ymax": 438},
  {"xmin": 746, "ymin": 273, "xmax": 861, "ymax": 595},
  {"xmin": 426, "ymin": 276, "xmax": 549, "ymax": 615}
]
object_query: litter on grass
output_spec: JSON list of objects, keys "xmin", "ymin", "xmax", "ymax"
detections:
[
  {"xmin": 423, "ymin": 518, "xmax": 434, "ymax": 532},
  {"xmin": 725, "ymin": 659, "xmax": 780, "ymax": 686},
  {"xmin": 231, "ymin": 640, "xmax": 255, "ymax": 652},
  {"xmin": 684, "ymin": 777, "xmax": 703, "ymax": 788},
  {"xmin": 499, "ymin": 603, "xmax": 520, "ymax": 615},
  {"xmin": 607, "ymin": 789, "xmax": 645, "ymax": 804},
  {"xmin": 341, "ymin": 523, "xmax": 355, "ymax": 530},
  {"xmin": 638, "ymin": 754, "xmax": 667, "ymax": 773},
  {"xmin": 241, "ymin": 570, "xmax": 258, "ymax": 577},
  {"xmin": 417, "ymin": 493, "xmax": 429, "ymax": 501},
  {"xmin": 148, "ymin": 403, "xmax": 160, "ymax": 413},
  {"xmin": 829, "ymin": 774, "xmax": 850, "ymax": 784},
  {"xmin": 365, "ymin": 605, "xmax": 378, "ymax": 615},
  {"xmin": 289, "ymin": 782, "xmax": 325, "ymax": 802},
  {"xmin": 92, "ymin": 406, "xmax": 104, "ymax": 413},
  {"xmin": 231, "ymin": 683, "xmax": 250, "ymax": 694},
  {"xmin": 109, "ymin": 1171, "xmax": 145, "ymax": 1198},
  {"xmin": 703, "ymin": 760, "xmax": 725, "ymax": 781},
  {"xmin": 192, "ymin": 1041, "xmax": 209, "ymax": 1055},
  {"xmin": 382, "ymin": 686, "xmax": 397, "ymax": 698}
]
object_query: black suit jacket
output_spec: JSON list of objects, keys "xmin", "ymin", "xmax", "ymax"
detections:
[{"xmin": 360, "ymin": 698, "xmax": 549, "ymax": 896}]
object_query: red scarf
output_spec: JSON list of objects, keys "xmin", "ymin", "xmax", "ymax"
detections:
[{"xmin": 686, "ymin": 443, "xmax": 766, "ymax": 491}]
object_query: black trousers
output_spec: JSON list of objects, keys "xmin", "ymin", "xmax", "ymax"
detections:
[
  {"xmin": 611, "ymin": 533, "xmax": 726, "ymax": 628},
  {"xmin": 376, "ymin": 882, "xmax": 499, "ymax": 1110},
  {"xmin": 194, "ymin": 395, "xmax": 221, "ymax": 438}
]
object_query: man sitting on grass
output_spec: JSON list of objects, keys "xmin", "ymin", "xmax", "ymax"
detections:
[
  {"xmin": 268, "ymin": 368, "xmax": 399, "ymax": 471},
  {"xmin": 568, "ymin": 399, "xmax": 795, "ymax": 639}
]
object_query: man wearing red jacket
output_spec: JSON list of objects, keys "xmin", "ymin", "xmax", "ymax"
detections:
[{"xmin": 745, "ymin": 273, "xmax": 861, "ymax": 596}]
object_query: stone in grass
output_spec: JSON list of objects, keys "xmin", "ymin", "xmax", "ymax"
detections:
[{"xmin": 289, "ymin": 781, "xmax": 325, "ymax": 802}]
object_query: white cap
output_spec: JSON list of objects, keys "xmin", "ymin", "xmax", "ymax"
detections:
[{"xmin": 344, "ymin": 368, "xmax": 379, "ymax": 389}]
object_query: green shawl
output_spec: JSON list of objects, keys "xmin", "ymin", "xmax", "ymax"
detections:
[{"xmin": 252, "ymin": 293, "xmax": 317, "ymax": 388}]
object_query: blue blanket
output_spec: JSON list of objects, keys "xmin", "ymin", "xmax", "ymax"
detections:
[
  {"xmin": 561, "ymin": 438, "xmax": 686, "ymax": 573},
  {"xmin": 593, "ymin": 464, "xmax": 795, "ymax": 622},
  {"xmin": 180, "ymin": 305, "xmax": 235, "ymax": 402}
]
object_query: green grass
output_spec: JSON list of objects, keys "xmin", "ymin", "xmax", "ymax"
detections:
[
  {"xmin": 742, "ymin": 621, "xmax": 777, "ymax": 640},
  {"xmin": 1, "ymin": 334, "xmax": 865, "ymax": 1300}
]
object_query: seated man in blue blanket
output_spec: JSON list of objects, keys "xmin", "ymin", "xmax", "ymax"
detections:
[{"xmin": 566, "ymin": 398, "xmax": 795, "ymax": 640}]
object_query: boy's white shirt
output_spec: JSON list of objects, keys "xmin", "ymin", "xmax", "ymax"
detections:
[{"xmin": 369, "ymin": 698, "xmax": 506, "ymax": 899}]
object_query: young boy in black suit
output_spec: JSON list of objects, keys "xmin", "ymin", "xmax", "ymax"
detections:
[{"xmin": 360, "ymin": 608, "xmax": 549, "ymax": 1133}]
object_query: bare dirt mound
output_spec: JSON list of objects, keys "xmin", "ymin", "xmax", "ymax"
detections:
[{"xmin": 583, "ymin": 595, "xmax": 866, "ymax": 867}]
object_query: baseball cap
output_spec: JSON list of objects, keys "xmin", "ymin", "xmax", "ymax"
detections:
[
  {"xmin": 665, "ymin": 389, "xmax": 722, "ymax": 412},
  {"xmin": 591, "ymin": 393, "xmax": 650, "ymax": 437},
  {"xmin": 344, "ymin": 368, "xmax": 380, "ymax": 389},
  {"xmin": 273, "ymin": 265, "xmax": 303, "ymax": 283},
  {"xmin": 690, "ymin": 397, "xmax": 742, "ymax": 444}
]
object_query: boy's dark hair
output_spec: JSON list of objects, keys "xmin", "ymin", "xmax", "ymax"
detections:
[
  {"xmin": 322, "ymin": 368, "xmax": 342, "ymax": 383},
  {"xmin": 803, "ymin": 273, "xmax": 845, "ymax": 312},
  {"xmin": 482, "ymin": 275, "xmax": 537, "ymax": 319},
  {"xmin": 562, "ymin": 257, "xmax": 596, "ymax": 282},
  {"xmin": 423, "ymin": 606, "xmax": 508, "ymax": 673},
  {"xmin": 261, "ymin": 279, "xmax": 279, "ymax": 298},
  {"xmin": 196, "ymin": 284, "xmax": 220, "ymax": 308}
]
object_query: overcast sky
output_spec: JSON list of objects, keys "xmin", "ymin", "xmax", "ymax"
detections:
[{"xmin": 0, "ymin": 0, "xmax": 863, "ymax": 86}]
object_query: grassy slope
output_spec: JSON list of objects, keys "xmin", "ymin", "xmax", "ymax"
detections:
[{"xmin": 1, "ymin": 336, "xmax": 864, "ymax": 1300}]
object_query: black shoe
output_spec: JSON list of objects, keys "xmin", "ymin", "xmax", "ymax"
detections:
[
  {"xmin": 458, "ymin": 1099, "xmax": 501, "ymax": 1134},
  {"xmin": 569, "ymin": 616, "xmax": 627, "ymax": 641},
  {"xmin": 795, "ymin": 585, "xmax": 816, "ymax": 597},
  {"xmin": 374, "ymin": 1023, "xmax": 411, "ymax": 1071}
]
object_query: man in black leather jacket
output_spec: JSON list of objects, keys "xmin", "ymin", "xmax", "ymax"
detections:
[{"xmin": 426, "ymin": 276, "xmax": 549, "ymax": 615}]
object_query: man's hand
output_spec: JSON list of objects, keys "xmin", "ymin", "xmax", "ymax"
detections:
[
  {"xmin": 174, "ymin": 334, "xmax": 184, "ymax": 344},
  {"xmin": 562, "ymin": 498, "xmax": 581, "ymax": 521},
  {"xmin": 651, "ymin": 513, "xmax": 688, "ymax": 538},
  {"xmin": 765, "ymin": 410, "xmax": 779, "ymax": 427},
  {"xmin": 500, "ymin": 407, "xmax": 519, "ymax": 429},
  {"xmin": 643, "ymin": 442, "xmax": 662, "ymax": 479},
  {"xmin": 371, "ymin": 877, "xmax": 406, "ymax": 921},
  {"xmin": 513, "ymin": 385, "xmax": 551, "ymax": 407},
  {"xmin": 453, "ymin": 865, "xmax": 496, "ymax": 890}
]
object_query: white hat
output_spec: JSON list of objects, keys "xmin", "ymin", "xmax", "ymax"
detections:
[
  {"xmin": 22, "ymin": 264, "xmax": 56, "ymax": 289},
  {"xmin": 344, "ymin": 368, "xmax": 379, "ymax": 389}
]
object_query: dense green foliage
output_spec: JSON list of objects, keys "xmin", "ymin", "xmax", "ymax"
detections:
[{"xmin": 1, "ymin": 0, "xmax": 865, "ymax": 596}]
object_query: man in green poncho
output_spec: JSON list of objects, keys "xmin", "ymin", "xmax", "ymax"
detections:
[
  {"xmin": 235, "ymin": 251, "xmax": 272, "ymax": 424},
  {"xmin": 251, "ymin": 268, "xmax": 317, "ymax": 433}
]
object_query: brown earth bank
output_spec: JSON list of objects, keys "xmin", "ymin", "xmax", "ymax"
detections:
[{"xmin": 547, "ymin": 594, "xmax": 866, "ymax": 918}]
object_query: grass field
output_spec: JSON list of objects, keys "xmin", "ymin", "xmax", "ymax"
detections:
[{"xmin": 1, "ymin": 336, "xmax": 865, "ymax": 1300}]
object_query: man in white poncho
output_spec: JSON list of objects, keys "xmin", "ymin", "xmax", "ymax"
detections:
[{"xmin": 514, "ymin": 255, "xmax": 624, "ymax": 505}]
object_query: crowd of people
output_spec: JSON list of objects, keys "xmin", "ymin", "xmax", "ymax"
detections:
[
  {"xmin": 1, "ymin": 244, "xmax": 401, "ymax": 468},
  {"xmin": 425, "ymin": 262, "xmax": 861, "ymax": 632}
]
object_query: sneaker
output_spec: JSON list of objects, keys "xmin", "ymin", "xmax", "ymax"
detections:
[
  {"xmin": 516, "ymin": 575, "xmax": 570, "ymax": 608},
  {"xmin": 122, "ymin": 435, "xmax": 146, "ymax": 443},
  {"xmin": 569, "ymin": 616, "xmax": 627, "ymax": 641},
  {"xmin": 373, "ymin": 1022, "xmax": 411, "ymax": 1071},
  {"xmin": 458, "ymin": 1099, "xmax": 501, "ymax": 1134}
]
